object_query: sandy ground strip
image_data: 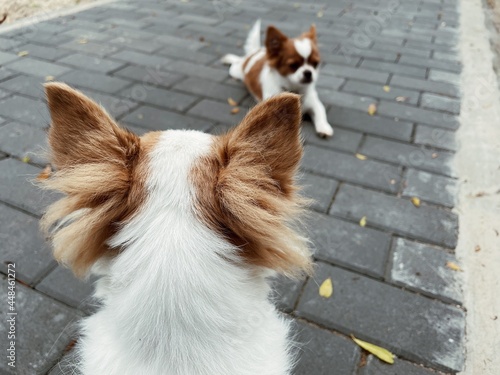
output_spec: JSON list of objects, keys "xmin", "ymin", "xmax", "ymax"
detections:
[{"xmin": 456, "ymin": 0, "xmax": 500, "ymax": 374}]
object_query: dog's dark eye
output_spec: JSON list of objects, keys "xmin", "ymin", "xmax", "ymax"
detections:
[
  {"xmin": 289, "ymin": 62, "xmax": 300, "ymax": 71},
  {"xmin": 310, "ymin": 60, "xmax": 319, "ymax": 68}
]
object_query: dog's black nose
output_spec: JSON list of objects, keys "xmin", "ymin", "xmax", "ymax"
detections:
[{"xmin": 303, "ymin": 70, "xmax": 312, "ymax": 80}]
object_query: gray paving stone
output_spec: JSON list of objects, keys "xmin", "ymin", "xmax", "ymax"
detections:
[
  {"xmin": 13, "ymin": 43, "xmax": 73, "ymax": 62},
  {"xmin": 330, "ymin": 184, "xmax": 458, "ymax": 248},
  {"xmin": 15, "ymin": 30, "xmax": 73, "ymax": 47},
  {"xmin": 360, "ymin": 136, "xmax": 455, "ymax": 177},
  {"xmin": 155, "ymin": 34, "xmax": 208, "ymax": 51},
  {"xmin": 422, "ymin": 92, "xmax": 460, "ymax": 115},
  {"xmin": 0, "ymin": 122, "xmax": 48, "ymax": 165},
  {"xmin": 429, "ymin": 69, "xmax": 461, "ymax": 86},
  {"xmin": 57, "ymin": 53, "xmax": 126, "ymax": 74},
  {"xmin": 360, "ymin": 60, "xmax": 427, "ymax": 79},
  {"xmin": 0, "ymin": 74, "xmax": 45, "ymax": 100},
  {"xmin": 301, "ymin": 124, "xmax": 363, "ymax": 153},
  {"xmin": 390, "ymin": 75, "xmax": 460, "ymax": 98},
  {"xmin": 307, "ymin": 213, "xmax": 391, "ymax": 278},
  {"xmin": 377, "ymin": 101, "xmax": 459, "ymax": 130},
  {"xmin": 37, "ymin": 266, "xmax": 96, "ymax": 314},
  {"xmin": 372, "ymin": 42, "xmax": 432, "ymax": 58},
  {"xmin": 361, "ymin": 355, "xmax": 440, "ymax": 375},
  {"xmin": 0, "ymin": 278, "xmax": 80, "ymax": 374},
  {"xmin": 399, "ymin": 55, "xmax": 461, "ymax": 73},
  {"xmin": 403, "ymin": 169, "xmax": 458, "ymax": 208},
  {"xmin": 5, "ymin": 57, "xmax": 72, "ymax": 78},
  {"xmin": 390, "ymin": 238, "xmax": 463, "ymax": 304},
  {"xmin": 322, "ymin": 65, "xmax": 390, "ymax": 84},
  {"xmin": 59, "ymin": 40, "xmax": 120, "ymax": 58},
  {"xmin": 0, "ymin": 158, "xmax": 57, "ymax": 217},
  {"xmin": 0, "ymin": 37, "xmax": 23, "ymax": 51},
  {"xmin": 107, "ymin": 36, "xmax": 164, "ymax": 54},
  {"xmin": 164, "ymin": 60, "xmax": 228, "ymax": 82},
  {"xmin": 414, "ymin": 125, "xmax": 457, "ymax": 151},
  {"xmin": 60, "ymin": 28, "xmax": 112, "ymax": 42},
  {"xmin": 109, "ymin": 50, "xmax": 172, "ymax": 68},
  {"xmin": 0, "ymin": 51, "xmax": 19, "ymax": 65},
  {"xmin": 302, "ymin": 146, "xmax": 402, "ymax": 193},
  {"xmin": 342, "ymin": 80, "xmax": 420, "ymax": 105},
  {"xmin": 0, "ymin": 203, "xmax": 54, "ymax": 285},
  {"xmin": 315, "ymin": 74, "xmax": 345, "ymax": 91},
  {"xmin": 174, "ymin": 77, "xmax": 247, "ymax": 102},
  {"xmin": 113, "ymin": 65, "xmax": 185, "ymax": 88},
  {"xmin": 271, "ymin": 275, "xmax": 305, "ymax": 313},
  {"xmin": 0, "ymin": 95, "xmax": 49, "ymax": 129},
  {"xmin": 293, "ymin": 321, "xmax": 361, "ymax": 375},
  {"xmin": 122, "ymin": 105, "xmax": 213, "ymax": 131},
  {"xmin": 0, "ymin": 67, "xmax": 18, "ymax": 82},
  {"xmin": 327, "ymin": 106, "xmax": 414, "ymax": 142},
  {"xmin": 119, "ymin": 84, "xmax": 198, "ymax": 112},
  {"xmin": 318, "ymin": 88, "xmax": 378, "ymax": 112},
  {"xmin": 296, "ymin": 262, "xmax": 465, "ymax": 372},
  {"xmin": 188, "ymin": 99, "xmax": 246, "ymax": 125},
  {"xmin": 299, "ymin": 172, "xmax": 338, "ymax": 213},
  {"xmin": 58, "ymin": 71, "xmax": 131, "ymax": 94}
]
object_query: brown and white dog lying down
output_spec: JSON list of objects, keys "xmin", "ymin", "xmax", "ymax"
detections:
[{"xmin": 222, "ymin": 19, "xmax": 334, "ymax": 138}]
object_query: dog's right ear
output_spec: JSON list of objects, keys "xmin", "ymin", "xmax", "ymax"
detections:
[
  {"xmin": 193, "ymin": 94, "xmax": 312, "ymax": 276},
  {"xmin": 266, "ymin": 26, "xmax": 288, "ymax": 58}
]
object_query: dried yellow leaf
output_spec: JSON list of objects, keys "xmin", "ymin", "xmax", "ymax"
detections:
[
  {"xmin": 21, "ymin": 156, "xmax": 30, "ymax": 163},
  {"xmin": 78, "ymin": 38, "xmax": 88, "ymax": 44},
  {"xmin": 368, "ymin": 103, "xmax": 377, "ymax": 116},
  {"xmin": 351, "ymin": 335, "xmax": 395, "ymax": 364},
  {"xmin": 37, "ymin": 165, "xmax": 52, "ymax": 180},
  {"xmin": 319, "ymin": 278, "xmax": 333, "ymax": 298},
  {"xmin": 431, "ymin": 153, "xmax": 438, "ymax": 159},
  {"xmin": 446, "ymin": 261, "xmax": 462, "ymax": 271},
  {"xmin": 293, "ymin": 3, "xmax": 300, "ymax": 8},
  {"xmin": 411, "ymin": 197, "xmax": 421, "ymax": 207},
  {"xmin": 317, "ymin": 10, "xmax": 324, "ymax": 18},
  {"xmin": 45, "ymin": 75, "xmax": 55, "ymax": 82},
  {"xmin": 231, "ymin": 107, "xmax": 240, "ymax": 114},
  {"xmin": 474, "ymin": 245, "xmax": 481, "ymax": 252},
  {"xmin": 227, "ymin": 97, "xmax": 238, "ymax": 106},
  {"xmin": 355, "ymin": 153, "xmax": 367, "ymax": 160},
  {"xmin": 395, "ymin": 96, "xmax": 407, "ymax": 102},
  {"xmin": 17, "ymin": 51, "xmax": 29, "ymax": 57},
  {"xmin": 383, "ymin": 85, "xmax": 390, "ymax": 92},
  {"xmin": 359, "ymin": 216, "xmax": 367, "ymax": 227}
]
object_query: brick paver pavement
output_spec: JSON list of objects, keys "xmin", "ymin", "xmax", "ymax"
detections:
[{"xmin": 0, "ymin": 0, "xmax": 464, "ymax": 374}]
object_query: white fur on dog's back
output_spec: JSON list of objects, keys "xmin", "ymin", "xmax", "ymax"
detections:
[
  {"xmin": 77, "ymin": 130, "xmax": 294, "ymax": 375},
  {"xmin": 244, "ymin": 19, "xmax": 261, "ymax": 55}
]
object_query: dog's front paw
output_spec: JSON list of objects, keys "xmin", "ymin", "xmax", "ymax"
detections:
[{"xmin": 316, "ymin": 123, "xmax": 334, "ymax": 138}]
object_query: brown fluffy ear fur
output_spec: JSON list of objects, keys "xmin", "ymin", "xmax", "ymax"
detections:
[
  {"xmin": 41, "ymin": 83, "xmax": 156, "ymax": 277},
  {"xmin": 306, "ymin": 24, "xmax": 317, "ymax": 42},
  {"xmin": 265, "ymin": 26, "xmax": 288, "ymax": 58},
  {"xmin": 192, "ymin": 93, "xmax": 312, "ymax": 276}
]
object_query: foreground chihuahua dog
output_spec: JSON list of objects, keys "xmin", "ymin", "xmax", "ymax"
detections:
[
  {"xmin": 222, "ymin": 20, "xmax": 334, "ymax": 138},
  {"xmin": 41, "ymin": 83, "xmax": 312, "ymax": 375}
]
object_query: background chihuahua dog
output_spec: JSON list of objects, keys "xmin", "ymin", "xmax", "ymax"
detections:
[
  {"xmin": 41, "ymin": 83, "xmax": 312, "ymax": 375},
  {"xmin": 222, "ymin": 20, "xmax": 334, "ymax": 138}
]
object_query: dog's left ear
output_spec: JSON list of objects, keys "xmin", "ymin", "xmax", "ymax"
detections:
[
  {"xmin": 194, "ymin": 94, "xmax": 312, "ymax": 276},
  {"xmin": 307, "ymin": 24, "xmax": 317, "ymax": 42},
  {"xmin": 266, "ymin": 26, "xmax": 288, "ymax": 58}
]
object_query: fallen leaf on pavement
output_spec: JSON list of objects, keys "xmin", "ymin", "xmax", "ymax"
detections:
[
  {"xmin": 317, "ymin": 10, "xmax": 324, "ymax": 18},
  {"xmin": 368, "ymin": 103, "xmax": 377, "ymax": 116},
  {"xmin": 474, "ymin": 245, "xmax": 481, "ymax": 252},
  {"xmin": 17, "ymin": 51, "xmax": 29, "ymax": 57},
  {"xmin": 383, "ymin": 85, "xmax": 390, "ymax": 92},
  {"xmin": 319, "ymin": 278, "xmax": 333, "ymax": 298},
  {"xmin": 227, "ymin": 97, "xmax": 238, "ymax": 106},
  {"xmin": 351, "ymin": 335, "xmax": 395, "ymax": 364},
  {"xmin": 359, "ymin": 216, "xmax": 367, "ymax": 227},
  {"xmin": 78, "ymin": 38, "xmax": 88, "ymax": 44},
  {"xmin": 355, "ymin": 153, "xmax": 367, "ymax": 160},
  {"xmin": 411, "ymin": 197, "xmax": 421, "ymax": 207},
  {"xmin": 396, "ymin": 96, "xmax": 407, "ymax": 102},
  {"xmin": 231, "ymin": 107, "xmax": 240, "ymax": 114},
  {"xmin": 37, "ymin": 165, "xmax": 52, "ymax": 180},
  {"xmin": 21, "ymin": 156, "xmax": 30, "ymax": 163},
  {"xmin": 45, "ymin": 75, "xmax": 55, "ymax": 82},
  {"xmin": 431, "ymin": 153, "xmax": 439, "ymax": 159},
  {"xmin": 446, "ymin": 261, "xmax": 462, "ymax": 271}
]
